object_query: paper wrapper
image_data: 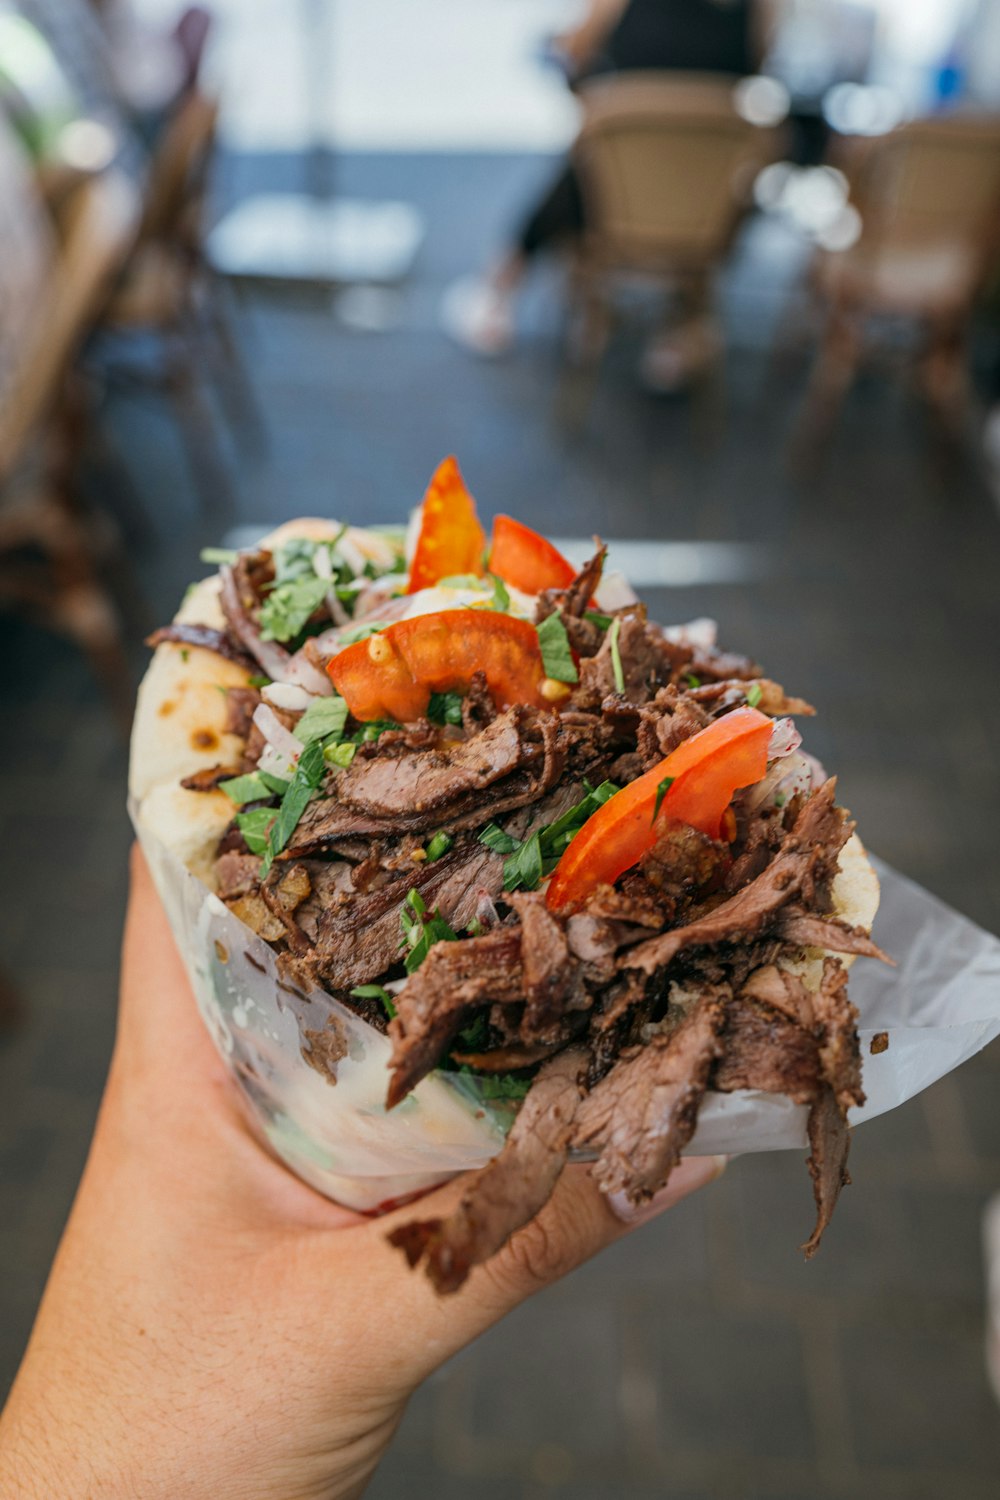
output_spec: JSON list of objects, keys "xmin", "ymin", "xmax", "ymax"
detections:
[{"xmin": 134, "ymin": 809, "xmax": 1000, "ymax": 1212}]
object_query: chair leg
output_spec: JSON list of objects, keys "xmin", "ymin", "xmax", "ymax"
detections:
[
  {"xmin": 197, "ymin": 272, "xmax": 268, "ymax": 457},
  {"xmin": 557, "ymin": 267, "xmax": 612, "ymax": 428},
  {"xmin": 917, "ymin": 315, "xmax": 973, "ymax": 446},
  {"xmin": 165, "ymin": 337, "xmax": 237, "ymax": 519},
  {"xmin": 790, "ymin": 304, "xmax": 862, "ymax": 468}
]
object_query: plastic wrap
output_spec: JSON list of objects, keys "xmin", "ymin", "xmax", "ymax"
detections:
[{"xmin": 134, "ymin": 807, "xmax": 1000, "ymax": 1210}]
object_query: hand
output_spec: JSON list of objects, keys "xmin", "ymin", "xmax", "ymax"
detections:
[{"xmin": 0, "ymin": 848, "xmax": 724, "ymax": 1500}]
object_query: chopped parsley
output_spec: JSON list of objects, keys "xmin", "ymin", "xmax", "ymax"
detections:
[
  {"xmin": 455, "ymin": 1069, "xmax": 532, "ymax": 1102},
  {"xmin": 248, "ymin": 674, "xmax": 271, "ymax": 689},
  {"xmin": 685, "ymin": 673, "xmax": 701, "ymax": 689},
  {"xmin": 324, "ymin": 740, "xmax": 357, "ymax": 769},
  {"xmin": 652, "ymin": 776, "xmax": 675, "ymax": 823},
  {"xmin": 536, "ymin": 613, "xmax": 578, "ymax": 684},
  {"xmin": 351, "ymin": 983, "xmax": 397, "ymax": 1019},
  {"xmin": 425, "ymin": 831, "xmax": 454, "ymax": 861},
  {"xmin": 260, "ymin": 737, "xmax": 327, "ymax": 876},
  {"xmin": 746, "ymin": 682, "xmax": 763, "ymax": 708},
  {"xmin": 428, "ymin": 691, "xmax": 464, "ymax": 726},
  {"xmin": 335, "ymin": 621, "xmax": 389, "ymax": 645},
  {"xmin": 481, "ymin": 779, "xmax": 620, "ymax": 892},
  {"xmin": 399, "ymin": 887, "xmax": 458, "ymax": 974},
  {"xmin": 220, "ymin": 770, "xmax": 290, "ymax": 805},
  {"xmin": 455, "ymin": 1012, "xmax": 489, "ymax": 1050},
  {"xmin": 478, "ymin": 822, "xmax": 519, "ymax": 855},
  {"xmin": 258, "ymin": 575, "xmax": 329, "ymax": 643},
  {"xmin": 349, "ymin": 719, "xmax": 399, "ymax": 743},
  {"xmin": 488, "ymin": 572, "xmax": 510, "ymax": 612},
  {"xmin": 236, "ymin": 806, "xmax": 276, "ymax": 856},
  {"xmin": 608, "ymin": 616, "xmax": 625, "ymax": 693},
  {"xmin": 296, "ymin": 695, "xmax": 349, "ymax": 745},
  {"xmin": 585, "ymin": 609, "xmax": 613, "ymax": 631}
]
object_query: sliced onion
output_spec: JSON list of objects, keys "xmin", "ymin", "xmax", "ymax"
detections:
[
  {"xmin": 258, "ymin": 743, "xmax": 298, "ymax": 782},
  {"xmin": 740, "ymin": 750, "xmax": 816, "ymax": 818},
  {"xmin": 594, "ymin": 569, "xmax": 639, "ymax": 611},
  {"xmin": 262, "ymin": 682, "xmax": 313, "ymax": 713},
  {"xmin": 285, "ymin": 648, "xmax": 333, "ymax": 696},
  {"xmin": 662, "ymin": 616, "xmax": 717, "ymax": 650},
  {"xmin": 769, "ymin": 717, "xmax": 802, "ymax": 759},
  {"xmin": 253, "ymin": 703, "xmax": 304, "ymax": 765},
  {"xmin": 474, "ymin": 889, "xmax": 500, "ymax": 932}
]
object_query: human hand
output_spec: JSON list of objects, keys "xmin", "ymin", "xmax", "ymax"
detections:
[{"xmin": 0, "ymin": 848, "xmax": 724, "ymax": 1500}]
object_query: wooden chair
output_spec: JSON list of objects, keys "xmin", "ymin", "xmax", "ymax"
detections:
[
  {"xmin": 93, "ymin": 86, "xmax": 265, "ymax": 514},
  {"xmin": 0, "ymin": 115, "xmax": 141, "ymax": 732},
  {"xmin": 564, "ymin": 71, "xmax": 782, "ymax": 405},
  {"xmin": 794, "ymin": 114, "xmax": 1000, "ymax": 453}
]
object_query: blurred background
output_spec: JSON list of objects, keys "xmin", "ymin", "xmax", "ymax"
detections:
[{"xmin": 2, "ymin": 1, "xmax": 1000, "ymax": 1494}]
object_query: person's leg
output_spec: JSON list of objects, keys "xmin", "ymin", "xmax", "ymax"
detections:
[{"xmin": 441, "ymin": 163, "xmax": 585, "ymax": 356}]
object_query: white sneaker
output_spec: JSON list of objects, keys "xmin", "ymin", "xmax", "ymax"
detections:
[
  {"xmin": 640, "ymin": 316, "xmax": 722, "ymax": 393},
  {"xmin": 440, "ymin": 275, "xmax": 515, "ymax": 357}
]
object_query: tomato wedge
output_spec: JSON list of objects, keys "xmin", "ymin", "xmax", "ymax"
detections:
[
  {"xmin": 407, "ymin": 456, "xmax": 486, "ymax": 594},
  {"xmin": 327, "ymin": 609, "xmax": 553, "ymax": 721},
  {"xmin": 545, "ymin": 706, "xmax": 773, "ymax": 913},
  {"xmin": 489, "ymin": 514, "xmax": 576, "ymax": 595}
]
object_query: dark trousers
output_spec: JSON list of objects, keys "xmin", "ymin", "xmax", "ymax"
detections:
[{"xmin": 517, "ymin": 163, "xmax": 586, "ymax": 257}]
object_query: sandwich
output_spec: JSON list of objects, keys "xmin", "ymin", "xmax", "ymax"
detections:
[{"xmin": 132, "ymin": 456, "xmax": 886, "ymax": 1292}]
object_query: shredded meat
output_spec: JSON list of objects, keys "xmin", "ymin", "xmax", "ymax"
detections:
[
  {"xmin": 574, "ymin": 992, "xmax": 726, "ymax": 1200},
  {"xmin": 146, "ymin": 622, "xmax": 256, "ymax": 669},
  {"xmin": 387, "ymin": 1048, "xmax": 586, "ymax": 1293}
]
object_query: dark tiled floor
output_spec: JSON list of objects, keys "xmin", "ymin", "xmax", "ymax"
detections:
[{"xmin": 3, "ymin": 149, "xmax": 1000, "ymax": 1497}]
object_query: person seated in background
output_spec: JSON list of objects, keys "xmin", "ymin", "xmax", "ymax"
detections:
[{"xmin": 442, "ymin": 0, "xmax": 773, "ymax": 387}]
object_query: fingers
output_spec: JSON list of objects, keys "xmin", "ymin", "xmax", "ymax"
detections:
[
  {"xmin": 475, "ymin": 1155, "xmax": 726, "ymax": 1313},
  {"xmin": 367, "ymin": 1155, "xmax": 726, "ymax": 1383}
]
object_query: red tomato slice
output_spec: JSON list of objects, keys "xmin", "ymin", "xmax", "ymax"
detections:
[
  {"xmin": 545, "ymin": 707, "xmax": 773, "ymax": 913},
  {"xmin": 489, "ymin": 514, "xmax": 577, "ymax": 595},
  {"xmin": 407, "ymin": 457, "xmax": 486, "ymax": 594},
  {"xmin": 327, "ymin": 609, "xmax": 553, "ymax": 722}
]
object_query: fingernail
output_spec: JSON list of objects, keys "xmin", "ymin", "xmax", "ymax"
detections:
[{"xmin": 608, "ymin": 1155, "xmax": 728, "ymax": 1225}]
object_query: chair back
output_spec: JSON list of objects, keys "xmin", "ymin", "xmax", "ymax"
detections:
[
  {"xmin": 0, "ymin": 116, "xmax": 138, "ymax": 481},
  {"xmin": 137, "ymin": 86, "xmax": 219, "ymax": 248},
  {"xmin": 848, "ymin": 115, "xmax": 1000, "ymax": 270},
  {"xmin": 573, "ymin": 71, "xmax": 778, "ymax": 272}
]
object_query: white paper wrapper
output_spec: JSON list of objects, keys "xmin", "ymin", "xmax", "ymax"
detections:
[{"xmin": 134, "ymin": 809, "xmax": 1000, "ymax": 1210}]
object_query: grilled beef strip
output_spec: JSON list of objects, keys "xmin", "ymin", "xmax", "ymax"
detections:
[
  {"xmin": 386, "ymin": 927, "xmax": 524, "ymax": 1108},
  {"xmin": 145, "ymin": 622, "xmax": 256, "ymax": 670},
  {"xmin": 622, "ymin": 781, "xmax": 850, "ymax": 977},
  {"xmin": 802, "ymin": 1085, "xmax": 851, "ymax": 1259},
  {"xmin": 181, "ymin": 764, "xmax": 244, "ymax": 792},
  {"xmin": 219, "ymin": 556, "xmax": 293, "ymax": 682},
  {"xmin": 387, "ymin": 1047, "xmax": 587, "ymax": 1294},
  {"xmin": 573, "ymin": 991, "xmax": 727, "ymax": 1201}
]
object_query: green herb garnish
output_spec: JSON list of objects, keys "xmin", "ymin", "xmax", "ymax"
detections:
[
  {"xmin": 350, "ymin": 719, "xmax": 399, "ymax": 743},
  {"xmin": 652, "ymin": 776, "xmax": 675, "ymax": 823},
  {"xmin": 608, "ymin": 615, "xmax": 625, "ymax": 694},
  {"xmin": 585, "ymin": 609, "xmax": 614, "ymax": 631},
  {"xmin": 478, "ymin": 822, "xmax": 519, "ymax": 855},
  {"xmin": 399, "ymin": 887, "xmax": 458, "ymax": 974},
  {"xmin": 297, "ymin": 695, "xmax": 349, "ymax": 745},
  {"xmin": 481, "ymin": 779, "xmax": 619, "ymax": 891},
  {"xmin": 428, "ymin": 691, "xmax": 464, "ymax": 726},
  {"xmin": 258, "ymin": 575, "xmax": 329, "ymax": 644},
  {"xmin": 248, "ymin": 674, "xmax": 271, "ymax": 689},
  {"xmin": 324, "ymin": 740, "xmax": 357, "ymax": 769},
  {"xmin": 685, "ymin": 673, "xmax": 701, "ymax": 689},
  {"xmin": 200, "ymin": 546, "xmax": 238, "ymax": 565},
  {"xmin": 335, "ymin": 621, "xmax": 390, "ymax": 645},
  {"xmin": 351, "ymin": 983, "xmax": 397, "ymax": 1019},
  {"xmin": 746, "ymin": 683, "xmax": 762, "ymax": 708},
  {"xmin": 426, "ymin": 831, "xmax": 454, "ymax": 861},
  {"xmin": 536, "ymin": 613, "xmax": 578, "ymax": 684},
  {"xmin": 456, "ymin": 1012, "xmax": 489, "ymax": 1050},
  {"xmin": 220, "ymin": 770, "xmax": 290, "ymax": 805},
  {"xmin": 260, "ymin": 738, "xmax": 327, "ymax": 876},
  {"xmin": 488, "ymin": 572, "xmax": 510, "ymax": 612},
  {"xmin": 236, "ymin": 806, "xmax": 276, "ymax": 856},
  {"xmin": 456, "ymin": 1069, "xmax": 532, "ymax": 1102}
]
